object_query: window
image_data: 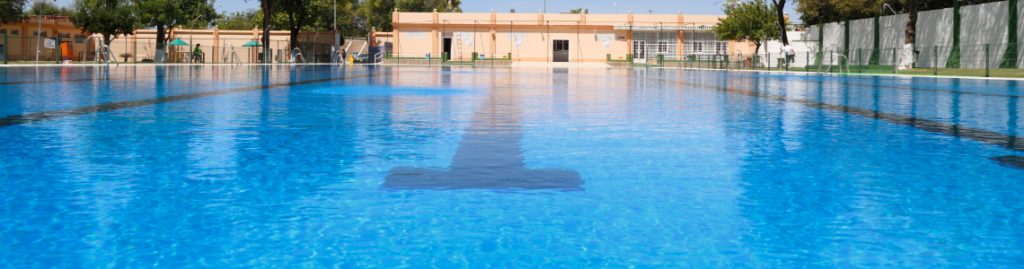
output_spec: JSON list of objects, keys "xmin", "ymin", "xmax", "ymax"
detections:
[
  {"xmin": 716, "ymin": 42, "xmax": 727, "ymax": 54},
  {"xmin": 34, "ymin": 31, "xmax": 47, "ymax": 37},
  {"xmin": 10, "ymin": 30, "xmax": 19, "ymax": 36},
  {"xmin": 658, "ymin": 41, "xmax": 669, "ymax": 53},
  {"xmin": 75, "ymin": 34, "xmax": 85, "ymax": 43},
  {"xmin": 0, "ymin": 29, "xmax": 5, "ymax": 35},
  {"xmin": 693, "ymin": 42, "xmax": 703, "ymax": 53}
]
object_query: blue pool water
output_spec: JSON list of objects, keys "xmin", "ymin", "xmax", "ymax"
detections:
[{"xmin": 1, "ymin": 65, "xmax": 1023, "ymax": 267}]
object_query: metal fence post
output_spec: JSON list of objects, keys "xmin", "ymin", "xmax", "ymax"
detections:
[
  {"xmin": 985, "ymin": 44, "xmax": 990, "ymax": 77},
  {"xmin": 768, "ymin": 51, "xmax": 772, "ymax": 71},
  {"xmin": 2, "ymin": 32, "xmax": 7, "ymax": 64},
  {"xmin": 823, "ymin": 50, "xmax": 831, "ymax": 72},
  {"xmin": 892, "ymin": 47, "xmax": 897, "ymax": 74},
  {"xmin": 857, "ymin": 48, "xmax": 862, "ymax": 73},
  {"xmin": 933, "ymin": 45, "xmax": 938, "ymax": 76},
  {"xmin": 806, "ymin": 50, "xmax": 810, "ymax": 70}
]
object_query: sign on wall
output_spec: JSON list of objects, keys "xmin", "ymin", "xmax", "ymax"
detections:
[
  {"xmin": 43, "ymin": 38, "xmax": 56, "ymax": 49},
  {"xmin": 405, "ymin": 32, "xmax": 428, "ymax": 39},
  {"xmin": 508, "ymin": 33, "xmax": 525, "ymax": 48},
  {"xmin": 597, "ymin": 34, "xmax": 614, "ymax": 48}
]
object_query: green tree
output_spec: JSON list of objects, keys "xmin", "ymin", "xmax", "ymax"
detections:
[
  {"xmin": 715, "ymin": 0, "xmax": 778, "ymax": 54},
  {"xmin": 27, "ymin": 1, "xmax": 74, "ymax": 17},
  {"xmin": 279, "ymin": 0, "xmax": 314, "ymax": 49},
  {"xmin": 0, "ymin": 0, "xmax": 28, "ymax": 23},
  {"xmin": 361, "ymin": 0, "xmax": 461, "ymax": 31},
  {"xmin": 70, "ymin": 0, "xmax": 137, "ymax": 45},
  {"xmin": 568, "ymin": 8, "xmax": 588, "ymax": 14},
  {"xmin": 359, "ymin": 0, "xmax": 394, "ymax": 31},
  {"xmin": 216, "ymin": 10, "xmax": 260, "ymax": 30},
  {"xmin": 135, "ymin": 0, "xmax": 216, "ymax": 62}
]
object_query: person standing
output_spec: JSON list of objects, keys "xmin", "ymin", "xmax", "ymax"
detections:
[{"xmin": 192, "ymin": 44, "xmax": 204, "ymax": 63}]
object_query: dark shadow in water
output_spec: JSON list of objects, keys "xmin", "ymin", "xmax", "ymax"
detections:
[
  {"xmin": 680, "ymin": 71, "xmax": 1024, "ymax": 152},
  {"xmin": 0, "ymin": 71, "xmax": 371, "ymax": 128},
  {"xmin": 990, "ymin": 156, "xmax": 1024, "ymax": 169},
  {"xmin": 384, "ymin": 84, "xmax": 582, "ymax": 191}
]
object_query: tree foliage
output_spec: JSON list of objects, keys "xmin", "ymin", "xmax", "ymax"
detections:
[
  {"xmin": 0, "ymin": 0, "xmax": 27, "ymax": 23},
  {"xmin": 27, "ymin": 1, "xmax": 74, "ymax": 17},
  {"xmin": 70, "ymin": 0, "xmax": 137, "ymax": 44},
  {"xmin": 217, "ymin": 10, "xmax": 260, "ymax": 30},
  {"xmin": 715, "ymin": 0, "xmax": 778, "ymax": 54},
  {"xmin": 358, "ymin": 0, "xmax": 462, "ymax": 32},
  {"xmin": 134, "ymin": 0, "xmax": 216, "ymax": 52}
]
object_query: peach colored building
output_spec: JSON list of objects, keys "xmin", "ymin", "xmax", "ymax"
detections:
[
  {"xmin": 0, "ymin": 15, "xmax": 89, "ymax": 62},
  {"xmin": 1, "ymin": 16, "xmax": 341, "ymax": 63},
  {"xmin": 380, "ymin": 10, "xmax": 757, "ymax": 63}
]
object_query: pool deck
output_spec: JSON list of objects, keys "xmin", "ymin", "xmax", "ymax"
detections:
[{"xmin": 2, "ymin": 62, "xmax": 1024, "ymax": 81}]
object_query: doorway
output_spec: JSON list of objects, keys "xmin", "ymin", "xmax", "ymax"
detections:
[
  {"xmin": 633, "ymin": 40, "xmax": 647, "ymax": 61},
  {"xmin": 552, "ymin": 40, "xmax": 569, "ymax": 62},
  {"xmin": 443, "ymin": 38, "xmax": 452, "ymax": 61}
]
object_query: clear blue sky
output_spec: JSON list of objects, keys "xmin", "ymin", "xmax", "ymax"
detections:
[{"xmin": 48, "ymin": 0, "xmax": 797, "ymax": 17}]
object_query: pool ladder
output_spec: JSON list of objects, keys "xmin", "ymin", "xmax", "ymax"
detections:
[{"xmin": 817, "ymin": 50, "xmax": 849, "ymax": 74}]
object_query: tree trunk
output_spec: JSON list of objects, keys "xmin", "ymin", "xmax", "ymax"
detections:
[
  {"xmin": 102, "ymin": 34, "xmax": 111, "ymax": 46},
  {"xmin": 905, "ymin": 0, "xmax": 917, "ymax": 45},
  {"xmin": 290, "ymin": 27, "xmax": 299, "ymax": 50},
  {"xmin": 772, "ymin": 0, "xmax": 789, "ymax": 45},
  {"xmin": 900, "ymin": 0, "xmax": 919, "ymax": 69},
  {"xmin": 156, "ymin": 25, "xmax": 166, "ymax": 51},
  {"xmin": 261, "ymin": 0, "xmax": 275, "ymax": 63}
]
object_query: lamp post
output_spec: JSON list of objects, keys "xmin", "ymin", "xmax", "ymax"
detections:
[
  {"xmin": 34, "ymin": 0, "xmax": 44, "ymax": 62},
  {"xmin": 334, "ymin": 0, "xmax": 340, "ymax": 63}
]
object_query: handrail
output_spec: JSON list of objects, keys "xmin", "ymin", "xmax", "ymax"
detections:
[
  {"xmin": 103, "ymin": 45, "xmax": 118, "ymax": 67},
  {"xmin": 825, "ymin": 53, "xmax": 849, "ymax": 74},
  {"xmin": 290, "ymin": 47, "xmax": 306, "ymax": 63},
  {"xmin": 82, "ymin": 35, "xmax": 104, "ymax": 63},
  {"xmin": 374, "ymin": 51, "xmax": 384, "ymax": 63}
]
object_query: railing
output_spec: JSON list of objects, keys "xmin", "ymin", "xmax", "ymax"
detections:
[
  {"xmin": 81, "ymin": 35, "xmax": 116, "ymax": 66},
  {"xmin": 290, "ymin": 47, "xmax": 306, "ymax": 63}
]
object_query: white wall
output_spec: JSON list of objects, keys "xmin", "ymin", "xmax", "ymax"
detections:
[
  {"xmin": 961, "ymin": 1, "xmax": 1008, "ymax": 69},
  {"xmin": 916, "ymin": 8, "xmax": 955, "ymax": 68},
  {"xmin": 1017, "ymin": 0, "xmax": 1024, "ymax": 68},
  {"xmin": 879, "ymin": 14, "xmax": 908, "ymax": 66},
  {"xmin": 822, "ymin": 22, "xmax": 844, "ymax": 64},
  {"xmin": 848, "ymin": 18, "xmax": 875, "ymax": 65},
  {"xmin": 765, "ymin": 31, "xmax": 813, "ymax": 67}
]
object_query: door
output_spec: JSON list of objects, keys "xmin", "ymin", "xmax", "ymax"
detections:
[
  {"xmin": 59, "ymin": 41, "xmax": 72, "ymax": 61},
  {"xmin": 633, "ymin": 40, "xmax": 646, "ymax": 60},
  {"xmin": 443, "ymin": 38, "xmax": 452, "ymax": 60},
  {"xmin": 552, "ymin": 40, "xmax": 569, "ymax": 62}
]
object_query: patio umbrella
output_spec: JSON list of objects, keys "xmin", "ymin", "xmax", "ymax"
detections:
[
  {"xmin": 242, "ymin": 40, "xmax": 262, "ymax": 47},
  {"xmin": 168, "ymin": 39, "xmax": 190, "ymax": 47},
  {"xmin": 242, "ymin": 40, "xmax": 263, "ymax": 63},
  {"xmin": 168, "ymin": 39, "xmax": 190, "ymax": 62}
]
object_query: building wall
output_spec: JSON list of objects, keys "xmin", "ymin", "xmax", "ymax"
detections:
[
  {"xmin": 0, "ymin": 16, "xmax": 90, "ymax": 61},
  {"xmin": 386, "ymin": 11, "xmax": 748, "ymax": 63}
]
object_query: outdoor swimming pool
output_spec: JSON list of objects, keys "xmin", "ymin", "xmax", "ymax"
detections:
[{"xmin": 0, "ymin": 65, "xmax": 1022, "ymax": 267}]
